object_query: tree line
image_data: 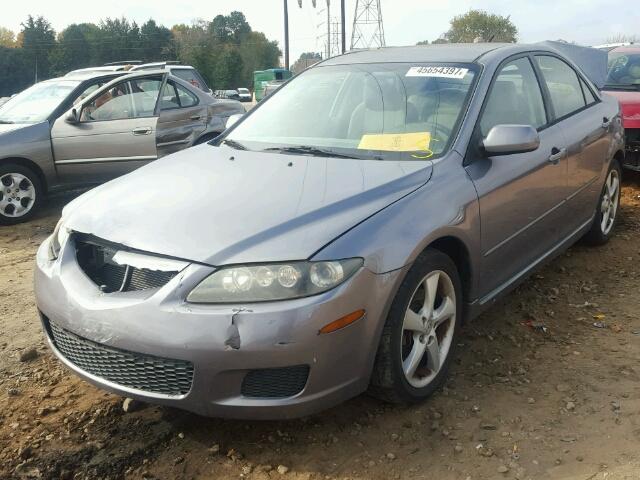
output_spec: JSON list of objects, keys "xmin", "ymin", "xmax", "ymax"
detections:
[{"xmin": 0, "ymin": 12, "xmax": 281, "ymax": 97}]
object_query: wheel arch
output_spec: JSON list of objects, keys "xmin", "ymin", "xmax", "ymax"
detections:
[
  {"xmin": 425, "ymin": 235, "xmax": 474, "ymax": 309},
  {"xmin": 613, "ymin": 148, "xmax": 624, "ymax": 165},
  {"xmin": 0, "ymin": 157, "xmax": 48, "ymax": 193},
  {"xmin": 194, "ymin": 131, "xmax": 221, "ymax": 145}
]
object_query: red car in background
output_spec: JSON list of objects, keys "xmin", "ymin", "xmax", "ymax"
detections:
[{"xmin": 603, "ymin": 45, "xmax": 640, "ymax": 171}]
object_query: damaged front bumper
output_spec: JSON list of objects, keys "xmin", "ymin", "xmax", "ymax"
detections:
[{"xmin": 34, "ymin": 235, "xmax": 406, "ymax": 419}]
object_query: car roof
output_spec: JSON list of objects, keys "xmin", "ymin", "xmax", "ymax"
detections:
[
  {"xmin": 319, "ymin": 42, "xmax": 603, "ymax": 67},
  {"xmin": 46, "ymin": 71, "xmax": 126, "ymax": 82},
  {"xmin": 321, "ymin": 43, "xmax": 512, "ymax": 65},
  {"xmin": 65, "ymin": 66, "xmax": 129, "ymax": 76},
  {"xmin": 131, "ymin": 62, "xmax": 196, "ymax": 70}
]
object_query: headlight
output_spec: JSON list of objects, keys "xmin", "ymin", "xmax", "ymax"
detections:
[
  {"xmin": 187, "ymin": 258, "xmax": 363, "ymax": 303},
  {"xmin": 48, "ymin": 219, "xmax": 70, "ymax": 261}
]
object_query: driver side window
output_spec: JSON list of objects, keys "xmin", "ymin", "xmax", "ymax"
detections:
[
  {"xmin": 480, "ymin": 57, "xmax": 547, "ymax": 136},
  {"xmin": 80, "ymin": 77, "xmax": 163, "ymax": 122},
  {"xmin": 81, "ymin": 82, "xmax": 132, "ymax": 121}
]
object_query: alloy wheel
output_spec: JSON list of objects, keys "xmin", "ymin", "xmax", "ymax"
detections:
[
  {"xmin": 600, "ymin": 168, "xmax": 620, "ymax": 236},
  {"xmin": 0, "ymin": 173, "xmax": 36, "ymax": 218},
  {"xmin": 401, "ymin": 270, "xmax": 456, "ymax": 389}
]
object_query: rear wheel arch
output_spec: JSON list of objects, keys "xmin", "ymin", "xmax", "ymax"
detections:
[{"xmin": 0, "ymin": 157, "xmax": 47, "ymax": 193}]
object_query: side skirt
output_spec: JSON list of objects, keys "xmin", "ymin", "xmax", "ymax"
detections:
[{"xmin": 464, "ymin": 216, "xmax": 594, "ymax": 321}]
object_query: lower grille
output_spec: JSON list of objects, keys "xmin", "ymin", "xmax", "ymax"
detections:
[
  {"xmin": 625, "ymin": 129, "xmax": 640, "ymax": 170},
  {"xmin": 241, "ymin": 365, "xmax": 309, "ymax": 398},
  {"xmin": 47, "ymin": 319, "xmax": 194, "ymax": 396},
  {"xmin": 75, "ymin": 238, "xmax": 178, "ymax": 293}
]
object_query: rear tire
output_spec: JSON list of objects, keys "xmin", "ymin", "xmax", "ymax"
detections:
[
  {"xmin": 369, "ymin": 249, "xmax": 462, "ymax": 404},
  {"xmin": 583, "ymin": 159, "xmax": 622, "ymax": 246},
  {"xmin": 0, "ymin": 163, "xmax": 43, "ymax": 226}
]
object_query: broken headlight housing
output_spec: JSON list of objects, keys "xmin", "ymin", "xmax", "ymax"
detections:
[
  {"xmin": 186, "ymin": 258, "xmax": 363, "ymax": 303},
  {"xmin": 48, "ymin": 218, "xmax": 71, "ymax": 261}
]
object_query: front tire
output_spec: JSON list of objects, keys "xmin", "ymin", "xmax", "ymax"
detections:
[
  {"xmin": 369, "ymin": 249, "xmax": 462, "ymax": 404},
  {"xmin": 0, "ymin": 163, "xmax": 42, "ymax": 225},
  {"xmin": 583, "ymin": 159, "xmax": 622, "ymax": 246}
]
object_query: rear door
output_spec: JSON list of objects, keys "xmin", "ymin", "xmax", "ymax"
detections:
[
  {"xmin": 51, "ymin": 76, "xmax": 162, "ymax": 184},
  {"xmin": 534, "ymin": 55, "xmax": 611, "ymax": 224},
  {"xmin": 156, "ymin": 80, "xmax": 208, "ymax": 157},
  {"xmin": 465, "ymin": 55, "xmax": 569, "ymax": 297}
]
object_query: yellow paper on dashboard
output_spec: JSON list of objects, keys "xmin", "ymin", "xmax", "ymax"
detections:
[{"xmin": 358, "ymin": 132, "xmax": 431, "ymax": 152}]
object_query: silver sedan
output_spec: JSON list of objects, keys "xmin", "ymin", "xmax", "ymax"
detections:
[
  {"xmin": 35, "ymin": 42, "xmax": 624, "ymax": 419},
  {"xmin": 0, "ymin": 70, "xmax": 245, "ymax": 224}
]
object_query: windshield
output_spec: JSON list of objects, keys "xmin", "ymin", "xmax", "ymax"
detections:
[
  {"xmin": 606, "ymin": 51, "xmax": 640, "ymax": 88},
  {"xmin": 0, "ymin": 80, "xmax": 80, "ymax": 124},
  {"xmin": 226, "ymin": 63, "xmax": 477, "ymax": 160}
]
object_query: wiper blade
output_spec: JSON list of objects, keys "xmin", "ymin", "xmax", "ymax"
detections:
[
  {"xmin": 220, "ymin": 139, "xmax": 247, "ymax": 150},
  {"xmin": 262, "ymin": 145, "xmax": 363, "ymax": 159},
  {"xmin": 0, "ymin": 120, "xmax": 14, "ymax": 124}
]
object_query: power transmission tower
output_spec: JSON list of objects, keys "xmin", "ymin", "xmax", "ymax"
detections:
[
  {"xmin": 350, "ymin": 0, "xmax": 385, "ymax": 49},
  {"xmin": 298, "ymin": 0, "xmax": 346, "ymax": 59},
  {"xmin": 329, "ymin": 17, "xmax": 342, "ymax": 58}
]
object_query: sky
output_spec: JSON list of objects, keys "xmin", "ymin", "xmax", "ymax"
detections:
[{"xmin": 2, "ymin": 0, "xmax": 638, "ymax": 62}]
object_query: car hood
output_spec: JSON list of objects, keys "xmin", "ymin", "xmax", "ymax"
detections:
[
  {"xmin": 604, "ymin": 90, "xmax": 640, "ymax": 128},
  {"xmin": 64, "ymin": 144, "xmax": 433, "ymax": 266},
  {"xmin": 0, "ymin": 123, "xmax": 32, "ymax": 136}
]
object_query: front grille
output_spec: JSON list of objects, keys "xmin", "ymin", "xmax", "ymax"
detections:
[
  {"xmin": 241, "ymin": 365, "xmax": 309, "ymax": 398},
  {"xmin": 75, "ymin": 238, "xmax": 178, "ymax": 293},
  {"xmin": 46, "ymin": 319, "xmax": 194, "ymax": 396}
]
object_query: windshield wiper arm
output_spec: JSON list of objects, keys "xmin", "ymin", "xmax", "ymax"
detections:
[
  {"xmin": 262, "ymin": 145, "xmax": 363, "ymax": 159},
  {"xmin": 220, "ymin": 138, "xmax": 247, "ymax": 150},
  {"xmin": 0, "ymin": 120, "xmax": 14, "ymax": 124}
]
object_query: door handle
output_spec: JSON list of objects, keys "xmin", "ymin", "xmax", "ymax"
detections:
[
  {"xmin": 602, "ymin": 116, "xmax": 612, "ymax": 129},
  {"xmin": 548, "ymin": 147, "xmax": 567, "ymax": 165},
  {"xmin": 132, "ymin": 127, "xmax": 152, "ymax": 135},
  {"xmin": 190, "ymin": 115, "xmax": 202, "ymax": 120}
]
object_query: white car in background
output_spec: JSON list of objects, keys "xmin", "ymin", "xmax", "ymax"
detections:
[{"xmin": 237, "ymin": 88, "xmax": 252, "ymax": 102}]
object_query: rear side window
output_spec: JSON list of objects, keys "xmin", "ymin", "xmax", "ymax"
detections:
[
  {"xmin": 535, "ymin": 55, "xmax": 586, "ymax": 119},
  {"xmin": 480, "ymin": 57, "xmax": 547, "ymax": 136},
  {"xmin": 172, "ymin": 68, "xmax": 209, "ymax": 92}
]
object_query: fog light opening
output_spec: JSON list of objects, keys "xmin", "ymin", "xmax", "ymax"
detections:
[{"xmin": 319, "ymin": 309, "xmax": 365, "ymax": 334}]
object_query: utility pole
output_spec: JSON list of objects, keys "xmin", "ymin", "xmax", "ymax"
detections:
[
  {"xmin": 326, "ymin": 0, "xmax": 331, "ymax": 60},
  {"xmin": 341, "ymin": 0, "xmax": 346, "ymax": 53},
  {"xmin": 284, "ymin": 0, "xmax": 290, "ymax": 69}
]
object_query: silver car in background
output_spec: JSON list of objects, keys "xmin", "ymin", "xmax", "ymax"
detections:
[
  {"xmin": 35, "ymin": 43, "xmax": 624, "ymax": 419},
  {"xmin": 0, "ymin": 70, "xmax": 244, "ymax": 224}
]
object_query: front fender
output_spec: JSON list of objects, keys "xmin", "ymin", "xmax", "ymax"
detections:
[{"xmin": 312, "ymin": 151, "xmax": 481, "ymax": 298}]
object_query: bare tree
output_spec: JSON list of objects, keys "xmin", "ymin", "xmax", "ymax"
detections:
[{"xmin": 605, "ymin": 33, "xmax": 638, "ymax": 44}]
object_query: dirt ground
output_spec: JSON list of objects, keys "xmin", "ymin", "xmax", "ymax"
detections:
[{"xmin": 1, "ymin": 174, "xmax": 640, "ymax": 480}]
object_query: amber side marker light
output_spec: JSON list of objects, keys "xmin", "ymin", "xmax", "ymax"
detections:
[{"xmin": 319, "ymin": 309, "xmax": 366, "ymax": 334}]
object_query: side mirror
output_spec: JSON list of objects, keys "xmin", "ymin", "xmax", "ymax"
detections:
[
  {"xmin": 225, "ymin": 113, "xmax": 244, "ymax": 129},
  {"xmin": 65, "ymin": 108, "xmax": 79, "ymax": 125},
  {"xmin": 482, "ymin": 125, "xmax": 540, "ymax": 155}
]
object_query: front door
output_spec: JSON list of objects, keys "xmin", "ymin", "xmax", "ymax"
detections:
[
  {"xmin": 465, "ymin": 56, "xmax": 569, "ymax": 299},
  {"xmin": 51, "ymin": 76, "xmax": 162, "ymax": 184}
]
